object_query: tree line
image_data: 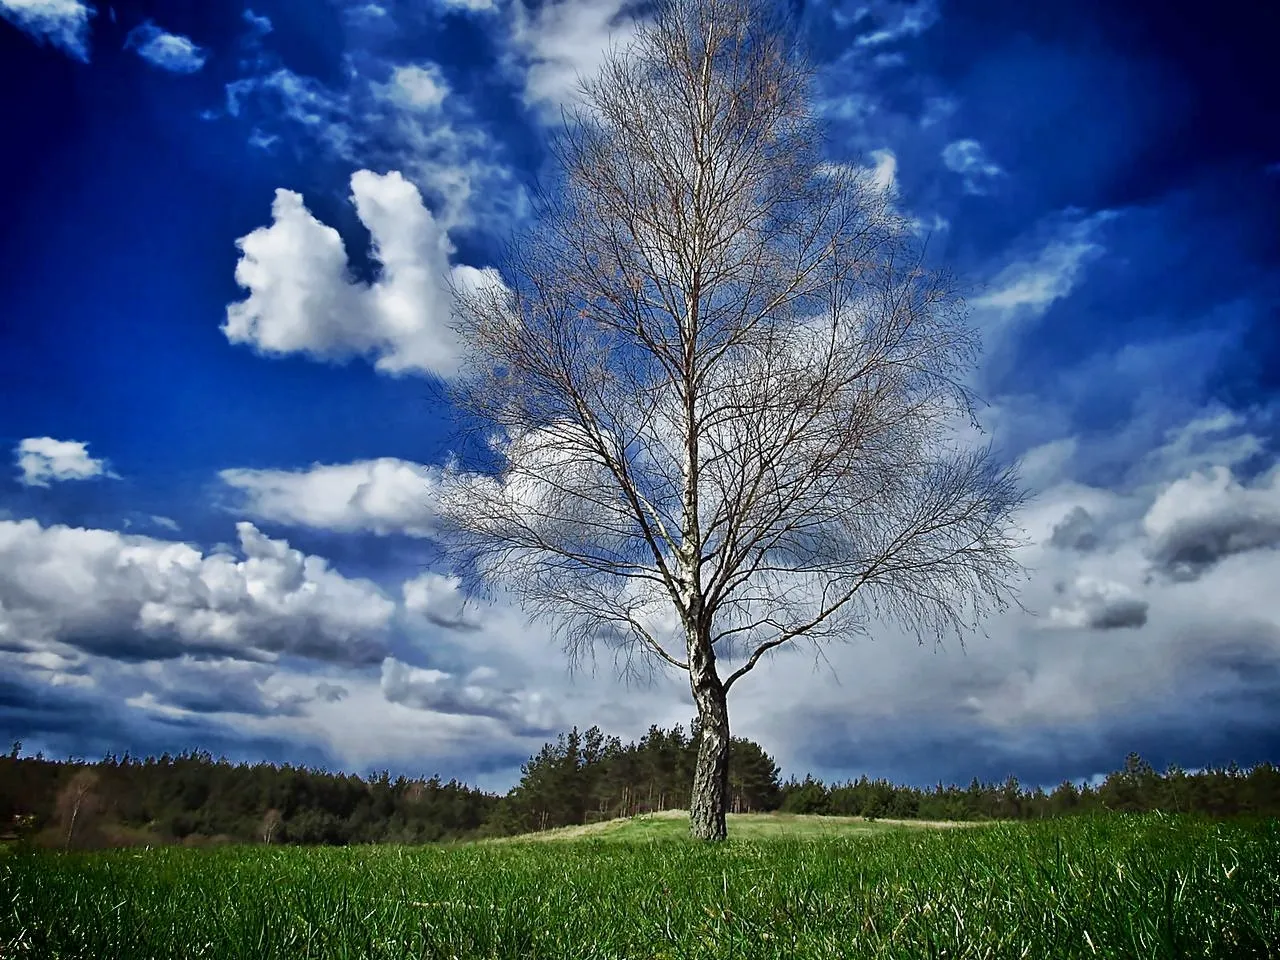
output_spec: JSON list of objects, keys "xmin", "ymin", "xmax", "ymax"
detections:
[{"xmin": 2, "ymin": 735, "xmax": 1277, "ymax": 848}]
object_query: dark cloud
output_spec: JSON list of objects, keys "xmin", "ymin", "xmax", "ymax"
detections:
[
  {"xmin": 1149, "ymin": 516, "xmax": 1280, "ymax": 581},
  {"xmin": 315, "ymin": 681, "xmax": 349, "ymax": 702},
  {"xmin": 1049, "ymin": 505, "xmax": 1099, "ymax": 551},
  {"xmin": 0, "ymin": 671, "xmax": 332, "ymax": 767},
  {"xmin": 795, "ymin": 697, "xmax": 1280, "ymax": 789},
  {"xmin": 1049, "ymin": 578, "xmax": 1148, "ymax": 631},
  {"xmin": 1145, "ymin": 469, "xmax": 1280, "ymax": 581},
  {"xmin": 1086, "ymin": 596, "xmax": 1148, "ymax": 630},
  {"xmin": 146, "ymin": 662, "xmax": 312, "ymax": 718}
]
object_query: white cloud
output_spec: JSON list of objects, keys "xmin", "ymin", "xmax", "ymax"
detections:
[
  {"xmin": 242, "ymin": 8, "xmax": 271, "ymax": 35},
  {"xmin": 402, "ymin": 572, "xmax": 475, "ymax": 628},
  {"xmin": 380, "ymin": 656, "xmax": 562, "ymax": 734},
  {"xmin": 0, "ymin": 0, "xmax": 94, "ymax": 61},
  {"xmin": 843, "ymin": 0, "xmax": 939, "ymax": 46},
  {"xmin": 224, "ymin": 59, "xmax": 519, "ymax": 231},
  {"xmin": 344, "ymin": 2, "xmax": 387, "ymax": 20},
  {"xmin": 971, "ymin": 210, "xmax": 1115, "ymax": 324},
  {"xmin": 1047, "ymin": 576, "xmax": 1148, "ymax": 630},
  {"xmin": 0, "ymin": 518, "xmax": 395, "ymax": 664},
  {"xmin": 124, "ymin": 20, "xmax": 207, "ymax": 73},
  {"xmin": 220, "ymin": 457, "xmax": 443, "ymax": 537},
  {"xmin": 508, "ymin": 0, "xmax": 638, "ymax": 117},
  {"xmin": 863, "ymin": 148, "xmax": 898, "ymax": 194},
  {"xmin": 224, "ymin": 170, "xmax": 490, "ymax": 378},
  {"xmin": 941, "ymin": 138, "xmax": 1004, "ymax": 194},
  {"xmin": 225, "ymin": 69, "xmax": 357, "ymax": 157},
  {"xmin": 15, "ymin": 437, "xmax": 117, "ymax": 487},
  {"xmin": 387, "ymin": 63, "xmax": 449, "ymax": 110},
  {"xmin": 920, "ymin": 95, "xmax": 956, "ymax": 128},
  {"xmin": 1144, "ymin": 464, "xmax": 1280, "ymax": 581}
]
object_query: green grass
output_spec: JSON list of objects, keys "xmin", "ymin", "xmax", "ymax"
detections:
[
  {"xmin": 2, "ymin": 813, "xmax": 1277, "ymax": 959},
  {"xmin": 483, "ymin": 810, "xmax": 981, "ymax": 843}
]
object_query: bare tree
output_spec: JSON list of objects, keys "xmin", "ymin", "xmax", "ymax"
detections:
[
  {"xmin": 261, "ymin": 808, "xmax": 283, "ymax": 844},
  {"xmin": 54, "ymin": 769, "xmax": 101, "ymax": 848},
  {"xmin": 442, "ymin": 0, "xmax": 1024, "ymax": 840}
]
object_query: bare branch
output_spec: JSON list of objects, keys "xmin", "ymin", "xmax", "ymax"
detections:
[{"xmin": 438, "ymin": 0, "xmax": 1026, "ymax": 839}]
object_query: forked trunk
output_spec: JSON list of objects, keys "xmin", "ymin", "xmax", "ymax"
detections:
[{"xmin": 688, "ymin": 636, "xmax": 730, "ymax": 841}]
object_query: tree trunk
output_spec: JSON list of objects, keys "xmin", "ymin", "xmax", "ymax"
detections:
[{"xmin": 688, "ymin": 640, "xmax": 730, "ymax": 841}]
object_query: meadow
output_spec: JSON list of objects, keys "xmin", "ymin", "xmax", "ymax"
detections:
[{"xmin": 2, "ymin": 812, "xmax": 1277, "ymax": 959}]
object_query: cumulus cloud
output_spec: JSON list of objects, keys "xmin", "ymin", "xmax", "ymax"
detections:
[
  {"xmin": 941, "ymin": 139, "xmax": 1004, "ymax": 194},
  {"xmin": 1144, "ymin": 465, "xmax": 1280, "ymax": 581},
  {"xmin": 220, "ymin": 457, "xmax": 442, "ymax": 537},
  {"xmin": 15, "ymin": 437, "xmax": 117, "ymax": 487},
  {"xmin": 381, "ymin": 656, "xmax": 561, "ymax": 735},
  {"xmin": 1047, "ymin": 576, "xmax": 1149, "ymax": 631},
  {"xmin": 0, "ymin": 518, "xmax": 395, "ymax": 665},
  {"xmin": 387, "ymin": 63, "xmax": 449, "ymax": 110},
  {"xmin": 224, "ymin": 170, "xmax": 499, "ymax": 378},
  {"xmin": 123, "ymin": 20, "xmax": 207, "ymax": 73},
  {"xmin": 402, "ymin": 572, "xmax": 476, "ymax": 629},
  {"xmin": 0, "ymin": 0, "xmax": 94, "ymax": 61}
]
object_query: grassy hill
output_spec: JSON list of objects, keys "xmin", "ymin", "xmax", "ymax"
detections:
[{"xmin": 487, "ymin": 808, "xmax": 985, "ymax": 843}]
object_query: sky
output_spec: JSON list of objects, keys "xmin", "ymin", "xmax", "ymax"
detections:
[{"xmin": 1, "ymin": 0, "xmax": 1278, "ymax": 794}]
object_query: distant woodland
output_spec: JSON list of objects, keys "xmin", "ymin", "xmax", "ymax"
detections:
[{"xmin": 3, "ymin": 726, "xmax": 1278, "ymax": 848}]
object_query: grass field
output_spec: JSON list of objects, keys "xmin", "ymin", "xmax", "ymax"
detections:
[
  {"xmin": 481, "ymin": 809, "xmax": 981, "ymax": 843},
  {"xmin": 2, "ymin": 812, "xmax": 1277, "ymax": 959}
]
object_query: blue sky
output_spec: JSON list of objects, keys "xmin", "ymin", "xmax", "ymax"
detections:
[{"xmin": 1, "ymin": 0, "xmax": 1278, "ymax": 792}]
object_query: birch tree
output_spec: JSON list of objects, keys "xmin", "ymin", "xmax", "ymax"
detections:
[{"xmin": 442, "ymin": 0, "xmax": 1024, "ymax": 840}]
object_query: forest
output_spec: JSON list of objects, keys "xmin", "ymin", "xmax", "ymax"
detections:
[{"xmin": 3, "ymin": 726, "xmax": 1278, "ymax": 848}]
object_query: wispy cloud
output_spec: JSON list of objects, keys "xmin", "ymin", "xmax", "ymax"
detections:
[
  {"xmin": 15, "ymin": 437, "xmax": 117, "ymax": 487},
  {"xmin": 919, "ymin": 95, "xmax": 956, "ymax": 129},
  {"xmin": 124, "ymin": 20, "xmax": 207, "ymax": 73},
  {"xmin": 242, "ymin": 8, "xmax": 271, "ymax": 36},
  {"xmin": 507, "ymin": 0, "xmax": 639, "ymax": 117},
  {"xmin": 971, "ymin": 210, "xmax": 1116, "ymax": 323},
  {"xmin": 941, "ymin": 138, "xmax": 1005, "ymax": 194},
  {"xmin": 842, "ymin": 0, "xmax": 939, "ymax": 46},
  {"xmin": 0, "ymin": 0, "xmax": 94, "ymax": 61},
  {"xmin": 223, "ymin": 59, "xmax": 519, "ymax": 230}
]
